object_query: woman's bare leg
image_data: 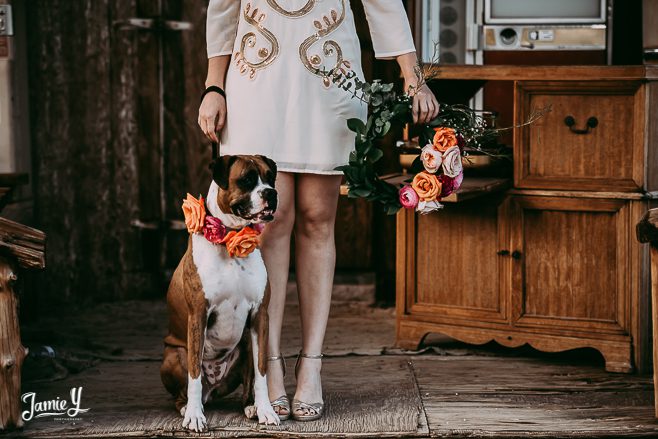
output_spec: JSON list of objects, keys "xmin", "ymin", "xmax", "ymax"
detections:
[
  {"xmin": 260, "ymin": 172, "xmax": 296, "ymax": 412},
  {"xmin": 292, "ymin": 173, "xmax": 342, "ymax": 410}
]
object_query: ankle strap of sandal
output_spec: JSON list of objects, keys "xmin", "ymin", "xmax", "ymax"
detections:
[{"xmin": 299, "ymin": 352, "xmax": 324, "ymax": 359}]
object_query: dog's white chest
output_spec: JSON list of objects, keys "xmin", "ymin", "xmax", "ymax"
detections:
[{"xmin": 191, "ymin": 234, "xmax": 267, "ymax": 358}]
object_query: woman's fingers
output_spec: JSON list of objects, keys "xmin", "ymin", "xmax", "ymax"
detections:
[
  {"xmin": 428, "ymin": 98, "xmax": 438, "ymax": 122},
  {"xmin": 417, "ymin": 98, "xmax": 427, "ymax": 124},
  {"xmin": 412, "ymin": 96, "xmax": 420, "ymax": 124},
  {"xmin": 208, "ymin": 118, "xmax": 219, "ymax": 143},
  {"xmin": 202, "ymin": 116, "xmax": 217, "ymax": 143},
  {"xmin": 198, "ymin": 94, "xmax": 226, "ymax": 143}
]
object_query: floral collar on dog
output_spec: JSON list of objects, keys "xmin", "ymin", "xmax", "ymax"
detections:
[{"xmin": 182, "ymin": 193, "xmax": 264, "ymax": 258}]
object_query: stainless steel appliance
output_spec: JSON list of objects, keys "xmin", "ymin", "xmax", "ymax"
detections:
[
  {"xmin": 420, "ymin": 0, "xmax": 482, "ymax": 64},
  {"xmin": 419, "ymin": 0, "xmax": 612, "ymax": 65},
  {"xmin": 483, "ymin": 0, "xmax": 609, "ymax": 52}
]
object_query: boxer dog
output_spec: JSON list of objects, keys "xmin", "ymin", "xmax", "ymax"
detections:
[{"xmin": 160, "ymin": 154, "xmax": 280, "ymax": 431}]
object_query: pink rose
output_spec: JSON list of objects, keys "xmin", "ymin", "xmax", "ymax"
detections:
[
  {"xmin": 420, "ymin": 144, "xmax": 442, "ymax": 174},
  {"xmin": 441, "ymin": 145, "xmax": 463, "ymax": 178},
  {"xmin": 399, "ymin": 185, "xmax": 419, "ymax": 209},
  {"xmin": 439, "ymin": 172, "xmax": 464, "ymax": 197},
  {"xmin": 203, "ymin": 216, "xmax": 227, "ymax": 244}
]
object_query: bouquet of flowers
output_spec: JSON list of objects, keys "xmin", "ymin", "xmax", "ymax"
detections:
[{"xmin": 326, "ymin": 64, "xmax": 546, "ymax": 215}]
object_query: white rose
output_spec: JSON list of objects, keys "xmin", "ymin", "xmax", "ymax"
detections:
[
  {"xmin": 420, "ymin": 144, "xmax": 442, "ymax": 174},
  {"xmin": 416, "ymin": 200, "xmax": 444, "ymax": 215},
  {"xmin": 441, "ymin": 145, "xmax": 463, "ymax": 178}
]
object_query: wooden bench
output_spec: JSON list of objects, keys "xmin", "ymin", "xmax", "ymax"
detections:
[
  {"xmin": 0, "ymin": 175, "xmax": 46, "ymax": 430},
  {"xmin": 636, "ymin": 208, "xmax": 658, "ymax": 417}
]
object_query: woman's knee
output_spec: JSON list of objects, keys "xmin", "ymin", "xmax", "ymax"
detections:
[{"xmin": 295, "ymin": 204, "xmax": 336, "ymax": 240}]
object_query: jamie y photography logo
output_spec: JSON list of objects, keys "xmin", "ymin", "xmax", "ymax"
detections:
[{"xmin": 21, "ymin": 386, "xmax": 90, "ymax": 422}]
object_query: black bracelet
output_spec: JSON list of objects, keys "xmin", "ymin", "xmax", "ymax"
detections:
[{"xmin": 201, "ymin": 85, "xmax": 226, "ymax": 103}]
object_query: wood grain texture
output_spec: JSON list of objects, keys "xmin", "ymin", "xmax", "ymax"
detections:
[
  {"xmin": 398, "ymin": 319, "xmax": 633, "ymax": 373},
  {"xmin": 515, "ymin": 81, "xmax": 644, "ymax": 192},
  {"xmin": 15, "ymin": 298, "xmax": 658, "ymax": 437},
  {"xmin": 430, "ymin": 65, "xmax": 658, "ymax": 81},
  {"xmin": 413, "ymin": 197, "xmax": 506, "ymax": 319},
  {"xmin": 413, "ymin": 355, "xmax": 658, "ymax": 437},
  {"xmin": 396, "ymin": 193, "xmax": 645, "ymax": 372},
  {"xmin": 26, "ymin": 0, "xmax": 151, "ymax": 302},
  {"xmin": 647, "ymin": 83, "xmax": 658, "ymax": 192},
  {"xmin": 0, "ymin": 258, "xmax": 28, "ymax": 430},
  {"xmin": 512, "ymin": 197, "xmax": 629, "ymax": 332},
  {"xmin": 0, "ymin": 217, "xmax": 45, "ymax": 269},
  {"xmin": 508, "ymin": 188, "xmax": 648, "ymax": 200}
]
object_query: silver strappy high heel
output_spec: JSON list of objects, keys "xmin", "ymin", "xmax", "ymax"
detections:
[
  {"xmin": 292, "ymin": 351, "xmax": 324, "ymax": 421},
  {"xmin": 267, "ymin": 355, "xmax": 290, "ymax": 421}
]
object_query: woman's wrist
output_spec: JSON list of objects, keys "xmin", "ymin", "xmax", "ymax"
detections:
[
  {"xmin": 205, "ymin": 78, "xmax": 225, "ymax": 88},
  {"xmin": 396, "ymin": 52, "xmax": 422, "ymax": 90}
]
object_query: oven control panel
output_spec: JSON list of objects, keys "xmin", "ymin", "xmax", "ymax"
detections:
[{"xmin": 483, "ymin": 25, "xmax": 606, "ymax": 50}]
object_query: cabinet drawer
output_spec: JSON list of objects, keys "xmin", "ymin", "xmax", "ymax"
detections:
[{"xmin": 514, "ymin": 81, "xmax": 645, "ymax": 192}]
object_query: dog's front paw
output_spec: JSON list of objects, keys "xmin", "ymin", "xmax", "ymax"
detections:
[
  {"xmin": 255, "ymin": 400, "xmax": 280, "ymax": 425},
  {"xmin": 182, "ymin": 404, "xmax": 207, "ymax": 432}
]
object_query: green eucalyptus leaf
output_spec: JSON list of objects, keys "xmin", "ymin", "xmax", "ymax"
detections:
[
  {"xmin": 347, "ymin": 118, "xmax": 366, "ymax": 134},
  {"xmin": 351, "ymin": 187, "xmax": 372, "ymax": 198},
  {"xmin": 367, "ymin": 148, "xmax": 384, "ymax": 163}
]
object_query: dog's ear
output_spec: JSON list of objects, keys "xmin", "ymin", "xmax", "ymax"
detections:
[
  {"xmin": 257, "ymin": 155, "xmax": 277, "ymax": 184},
  {"xmin": 210, "ymin": 155, "xmax": 237, "ymax": 190}
]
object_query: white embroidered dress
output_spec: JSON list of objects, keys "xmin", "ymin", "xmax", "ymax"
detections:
[{"xmin": 207, "ymin": 0, "xmax": 415, "ymax": 174}]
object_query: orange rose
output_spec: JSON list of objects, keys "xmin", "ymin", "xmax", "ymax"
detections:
[
  {"xmin": 182, "ymin": 193, "xmax": 206, "ymax": 234},
  {"xmin": 220, "ymin": 226, "xmax": 261, "ymax": 258},
  {"xmin": 412, "ymin": 171, "xmax": 442, "ymax": 202},
  {"xmin": 433, "ymin": 127, "xmax": 458, "ymax": 152}
]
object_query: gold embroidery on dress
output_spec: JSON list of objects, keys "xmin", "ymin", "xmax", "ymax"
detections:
[
  {"xmin": 266, "ymin": 0, "xmax": 315, "ymax": 18},
  {"xmin": 234, "ymin": 3, "xmax": 280, "ymax": 80},
  {"xmin": 299, "ymin": 0, "xmax": 347, "ymax": 88}
]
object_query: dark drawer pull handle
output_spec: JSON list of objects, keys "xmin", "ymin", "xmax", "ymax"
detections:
[
  {"xmin": 564, "ymin": 115, "xmax": 598, "ymax": 134},
  {"xmin": 511, "ymin": 250, "xmax": 522, "ymax": 260}
]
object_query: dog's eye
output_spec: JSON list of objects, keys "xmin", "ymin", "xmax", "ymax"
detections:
[
  {"xmin": 265, "ymin": 171, "xmax": 275, "ymax": 185},
  {"xmin": 237, "ymin": 171, "xmax": 257, "ymax": 189}
]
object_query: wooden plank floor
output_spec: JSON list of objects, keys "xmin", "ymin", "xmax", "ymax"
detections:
[{"xmin": 11, "ymin": 299, "xmax": 658, "ymax": 438}]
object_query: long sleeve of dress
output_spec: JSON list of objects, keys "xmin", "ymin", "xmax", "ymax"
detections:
[
  {"xmin": 361, "ymin": 0, "xmax": 416, "ymax": 59},
  {"xmin": 206, "ymin": 0, "xmax": 240, "ymax": 58}
]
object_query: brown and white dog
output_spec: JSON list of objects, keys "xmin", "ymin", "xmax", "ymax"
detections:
[{"xmin": 160, "ymin": 155, "xmax": 280, "ymax": 431}]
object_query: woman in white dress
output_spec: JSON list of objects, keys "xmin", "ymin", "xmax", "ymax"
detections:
[{"xmin": 199, "ymin": 0, "xmax": 438, "ymax": 421}]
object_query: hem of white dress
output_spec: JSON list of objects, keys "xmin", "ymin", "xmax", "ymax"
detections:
[
  {"xmin": 374, "ymin": 48, "xmax": 416, "ymax": 60},
  {"xmin": 277, "ymin": 166, "xmax": 345, "ymax": 176},
  {"xmin": 207, "ymin": 49, "xmax": 233, "ymax": 58}
]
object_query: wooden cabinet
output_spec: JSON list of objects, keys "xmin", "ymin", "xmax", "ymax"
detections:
[
  {"xmin": 514, "ymin": 81, "xmax": 646, "ymax": 192},
  {"xmin": 396, "ymin": 66, "xmax": 657, "ymax": 373}
]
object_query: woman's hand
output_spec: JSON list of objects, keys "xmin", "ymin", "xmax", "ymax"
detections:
[
  {"xmin": 407, "ymin": 82, "xmax": 439, "ymax": 125},
  {"xmin": 396, "ymin": 52, "xmax": 440, "ymax": 125},
  {"xmin": 198, "ymin": 92, "xmax": 226, "ymax": 143}
]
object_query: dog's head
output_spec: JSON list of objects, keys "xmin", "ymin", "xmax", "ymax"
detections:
[{"xmin": 211, "ymin": 155, "xmax": 278, "ymax": 223}]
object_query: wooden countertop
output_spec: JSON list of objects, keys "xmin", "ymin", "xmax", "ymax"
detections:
[
  {"xmin": 426, "ymin": 65, "xmax": 658, "ymax": 81},
  {"xmin": 340, "ymin": 175, "xmax": 512, "ymax": 203}
]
